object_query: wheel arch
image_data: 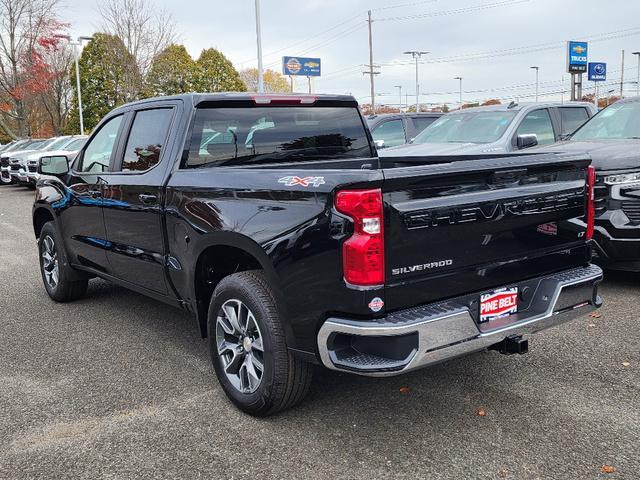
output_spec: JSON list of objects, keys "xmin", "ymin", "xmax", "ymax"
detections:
[
  {"xmin": 32, "ymin": 206, "xmax": 55, "ymax": 239},
  {"xmin": 192, "ymin": 234, "xmax": 288, "ymax": 340}
]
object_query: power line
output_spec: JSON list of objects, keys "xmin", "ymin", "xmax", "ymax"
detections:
[{"xmin": 376, "ymin": 0, "xmax": 529, "ymax": 22}]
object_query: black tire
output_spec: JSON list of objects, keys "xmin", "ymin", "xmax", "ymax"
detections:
[
  {"xmin": 38, "ymin": 222, "xmax": 88, "ymax": 302},
  {"xmin": 208, "ymin": 270, "xmax": 312, "ymax": 416}
]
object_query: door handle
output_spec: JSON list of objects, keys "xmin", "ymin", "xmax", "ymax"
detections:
[
  {"xmin": 88, "ymin": 189, "xmax": 102, "ymax": 198},
  {"xmin": 139, "ymin": 194, "xmax": 158, "ymax": 205}
]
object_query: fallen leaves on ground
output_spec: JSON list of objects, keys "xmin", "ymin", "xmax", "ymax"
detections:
[
  {"xmin": 475, "ymin": 407, "xmax": 486, "ymax": 417},
  {"xmin": 399, "ymin": 387, "xmax": 410, "ymax": 394},
  {"xmin": 589, "ymin": 312, "xmax": 602, "ymax": 318},
  {"xmin": 622, "ymin": 361, "xmax": 630, "ymax": 368},
  {"xmin": 600, "ymin": 465, "xmax": 616, "ymax": 474}
]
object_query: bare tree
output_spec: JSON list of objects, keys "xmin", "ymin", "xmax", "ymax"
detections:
[
  {"xmin": 98, "ymin": 0, "xmax": 177, "ymax": 78},
  {"xmin": 39, "ymin": 39, "xmax": 74, "ymax": 134},
  {"xmin": 0, "ymin": 0, "xmax": 61, "ymax": 138}
]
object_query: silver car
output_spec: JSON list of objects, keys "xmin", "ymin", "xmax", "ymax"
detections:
[{"xmin": 380, "ymin": 101, "xmax": 597, "ymax": 157}]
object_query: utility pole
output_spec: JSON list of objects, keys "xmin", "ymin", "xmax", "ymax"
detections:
[
  {"xmin": 404, "ymin": 51, "xmax": 428, "ymax": 112},
  {"xmin": 530, "ymin": 66, "xmax": 540, "ymax": 102},
  {"xmin": 561, "ymin": 75, "xmax": 564, "ymax": 103},
  {"xmin": 633, "ymin": 51, "xmax": 640, "ymax": 97},
  {"xmin": 620, "ymin": 49, "xmax": 625, "ymax": 99},
  {"xmin": 366, "ymin": 11, "xmax": 377, "ymax": 113},
  {"xmin": 394, "ymin": 85, "xmax": 402, "ymax": 111},
  {"xmin": 454, "ymin": 76, "xmax": 463, "ymax": 103},
  {"xmin": 254, "ymin": 0, "xmax": 264, "ymax": 93}
]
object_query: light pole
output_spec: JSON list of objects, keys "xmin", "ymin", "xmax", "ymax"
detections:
[
  {"xmin": 404, "ymin": 51, "xmax": 429, "ymax": 112},
  {"xmin": 55, "ymin": 35, "xmax": 93, "ymax": 134},
  {"xmin": 394, "ymin": 85, "xmax": 402, "ymax": 111},
  {"xmin": 633, "ymin": 52, "xmax": 640, "ymax": 97},
  {"xmin": 454, "ymin": 76, "xmax": 463, "ymax": 103},
  {"xmin": 530, "ymin": 66, "xmax": 539, "ymax": 102},
  {"xmin": 254, "ymin": 0, "xmax": 264, "ymax": 93}
]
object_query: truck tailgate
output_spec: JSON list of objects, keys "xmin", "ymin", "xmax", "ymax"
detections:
[{"xmin": 382, "ymin": 153, "xmax": 591, "ymax": 311}]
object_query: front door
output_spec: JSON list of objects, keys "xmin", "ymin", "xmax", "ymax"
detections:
[
  {"xmin": 60, "ymin": 114, "xmax": 125, "ymax": 273},
  {"xmin": 101, "ymin": 106, "xmax": 176, "ymax": 294}
]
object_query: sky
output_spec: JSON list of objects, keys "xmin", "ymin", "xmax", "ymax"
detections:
[{"xmin": 64, "ymin": 0, "xmax": 640, "ymax": 107}]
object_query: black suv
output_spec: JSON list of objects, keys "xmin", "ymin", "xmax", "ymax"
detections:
[{"xmin": 539, "ymin": 96, "xmax": 640, "ymax": 271}]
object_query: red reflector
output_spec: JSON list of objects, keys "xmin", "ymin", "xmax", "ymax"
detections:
[
  {"xmin": 252, "ymin": 95, "xmax": 317, "ymax": 105},
  {"xmin": 586, "ymin": 165, "xmax": 596, "ymax": 240},
  {"xmin": 335, "ymin": 189, "xmax": 384, "ymax": 286}
]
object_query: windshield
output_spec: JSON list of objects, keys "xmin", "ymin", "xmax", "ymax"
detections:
[
  {"xmin": 571, "ymin": 101, "xmax": 640, "ymax": 140},
  {"xmin": 64, "ymin": 137, "xmax": 86, "ymax": 151},
  {"xmin": 43, "ymin": 137, "xmax": 72, "ymax": 151},
  {"xmin": 186, "ymin": 106, "xmax": 372, "ymax": 168},
  {"xmin": 22, "ymin": 140, "xmax": 46, "ymax": 150},
  {"xmin": 412, "ymin": 110, "xmax": 517, "ymax": 144}
]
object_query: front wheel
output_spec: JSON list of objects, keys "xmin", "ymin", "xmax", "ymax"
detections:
[
  {"xmin": 38, "ymin": 222, "xmax": 88, "ymax": 302},
  {"xmin": 208, "ymin": 271, "xmax": 312, "ymax": 416}
]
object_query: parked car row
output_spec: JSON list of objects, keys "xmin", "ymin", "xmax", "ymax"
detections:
[{"xmin": 0, "ymin": 135, "xmax": 87, "ymax": 188}]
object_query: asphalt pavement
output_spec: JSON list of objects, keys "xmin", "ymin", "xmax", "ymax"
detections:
[{"xmin": 0, "ymin": 185, "xmax": 638, "ymax": 480}]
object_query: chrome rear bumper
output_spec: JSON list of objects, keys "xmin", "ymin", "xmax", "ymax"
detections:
[{"xmin": 317, "ymin": 265, "xmax": 603, "ymax": 376}]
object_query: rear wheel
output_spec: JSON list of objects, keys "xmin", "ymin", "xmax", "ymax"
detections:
[
  {"xmin": 38, "ymin": 222, "xmax": 88, "ymax": 302},
  {"xmin": 208, "ymin": 271, "xmax": 312, "ymax": 416}
]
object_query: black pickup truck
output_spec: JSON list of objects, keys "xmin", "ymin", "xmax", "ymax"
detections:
[{"xmin": 33, "ymin": 93, "xmax": 602, "ymax": 415}]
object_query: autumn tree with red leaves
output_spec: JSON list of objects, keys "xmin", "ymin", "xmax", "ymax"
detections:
[{"xmin": 0, "ymin": 0, "xmax": 71, "ymax": 138}]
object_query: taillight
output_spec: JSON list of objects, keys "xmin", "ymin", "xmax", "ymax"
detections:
[
  {"xmin": 335, "ymin": 188, "xmax": 385, "ymax": 286},
  {"xmin": 586, "ymin": 165, "xmax": 596, "ymax": 240}
]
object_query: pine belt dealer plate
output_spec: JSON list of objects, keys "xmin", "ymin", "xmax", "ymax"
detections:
[{"xmin": 479, "ymin": 287, "xmax": 519, "ymax": 323}]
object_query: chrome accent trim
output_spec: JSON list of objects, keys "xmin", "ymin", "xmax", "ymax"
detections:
[{"xmin": 317, "ymin": 265, "xmax": 603, "ymax": 377}]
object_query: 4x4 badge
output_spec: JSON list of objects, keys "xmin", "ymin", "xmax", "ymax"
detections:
[{"xmin": 278, "ymin": 176, "xmax": 325, "ymax": 187}]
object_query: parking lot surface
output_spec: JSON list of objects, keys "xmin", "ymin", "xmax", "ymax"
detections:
[{"xmin": 0, "ymin": 185, "xmax": 638, "ymax": 480}]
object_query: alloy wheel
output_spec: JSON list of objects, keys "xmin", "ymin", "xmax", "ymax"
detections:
[
  {"xmin": 41, "ymin": 235, "xmax": 59, "ymax": 289},
  {"xmin": 215, "ymin": 299, "xmax": 265, "ymax": 394}
]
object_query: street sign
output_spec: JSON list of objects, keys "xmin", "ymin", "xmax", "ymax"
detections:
[
  {"xmin": 567, "ymin": 41, "xmax": 588, "ymax": 73},
  {"xmin": 588, "ymin": 62, "xmax": 607, "ymax": 81},
  {"xmin": 282, "ymin": 56, "xmax": 321, "ymax": 77}
]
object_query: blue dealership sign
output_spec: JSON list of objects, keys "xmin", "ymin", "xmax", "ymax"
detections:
[
  {"xmin": 282, "ymin": 56, "xmax": 321, "ymax": 77},
  {"xmin": 588, "ymin": 62, "xmax": 606, "ymax": 81},
  {"xmin": 567, "ymin": 41, "xmax": 588, "ymax": 73}
]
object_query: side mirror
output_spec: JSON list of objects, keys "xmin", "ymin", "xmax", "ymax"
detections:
[
  {"xmin": 374, "ymin": 139, "xmax": 386, "ymax": 149},
  {"xmin": 516, "ymin": 134, "xmax": 538, "ymax": 149},
  {"xmin": 38, "ymin": 155, "xmax": 69, "ymax": 176}
]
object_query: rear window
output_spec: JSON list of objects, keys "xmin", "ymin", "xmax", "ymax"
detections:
[{"xmin": 185, "ymin": 106, "xmax": 372, "ymax": 168}]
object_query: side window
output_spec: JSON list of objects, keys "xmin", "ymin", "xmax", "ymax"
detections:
[
  {"xmin": 372, "ymin": 119, "xmax": 406, "ymax": 147},
  {"xmin": 79, "ymin": 115, "xmax": 123, "ymax": 173},
  {"xmin": 559, "ymin": 107, "xmax": 590, "ymax": 136},
  {"xmin": 411, "ymin": 116, "xmax": 438, "ymax": 134},
  {"xmin": 121, "ymin": 108, "xmax": 173, "ymax": 172},
  {"xmin": 516, "ymin": 109, "xmax": 555, "ymax": 146}
]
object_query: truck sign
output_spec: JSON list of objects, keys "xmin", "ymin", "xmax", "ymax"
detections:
[{"xmin": 567, "ymin": 41, "xmax": 588, "ymax": 73}]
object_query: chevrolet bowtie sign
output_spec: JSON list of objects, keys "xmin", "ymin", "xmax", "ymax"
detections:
[{"xmin": 567, "ymin": 41, "xmax": 588, "ymax": 73}]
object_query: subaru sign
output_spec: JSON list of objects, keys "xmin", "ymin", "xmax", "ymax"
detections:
[
  {"xmin": 282, "ymin": 56, "xmax": 321, "ymax": 77},
  {"xmin": 588, "ymin": 62, "xmax": 607, "ymax": 82},
  {"xmin": 567, "ymin": 41, "xmax": 588, "ymax": 73}
]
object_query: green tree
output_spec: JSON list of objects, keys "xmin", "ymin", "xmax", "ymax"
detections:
[
  {"xmin": 65, "ymin": 33, "xmax": 140, "ymax": 133},
  {"xmin": 192, "ymin": 48, "xmax": 245, "ymax": 93},
  {"xmin": 145, "ymin": 44, "xmax": 196, "ymax": 97}
]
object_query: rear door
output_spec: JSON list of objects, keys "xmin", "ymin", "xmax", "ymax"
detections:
[
  {"xmin": 382, "ymin": 154, "xmax": 591, "ymax": 311},
  {"xmin": 101, "ymin": 102, "xmax": 179, "ymax": 294}
]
